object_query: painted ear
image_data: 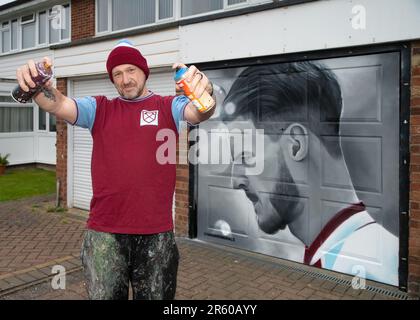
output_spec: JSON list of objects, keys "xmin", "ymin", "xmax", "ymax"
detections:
[{"xmin": 286, "ymin": 123, "xmax": 308, "ymax": 162}]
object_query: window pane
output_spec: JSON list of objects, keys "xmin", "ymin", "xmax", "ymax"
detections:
[
  {"xmin": 39, "ymin": 12, "xmax": 47, "ymax": 44},
  {"xmin": 2, "ymin": 30, "xmax": 10, "ymax": 53},
  {"xmin": 22, "ymin": 21, "xmax": 36, "ymax": 49},
  {"xmin": 11, "ymin": 20, "xmax": 17, "ymax": 50},
  {"xmin": 228, "ymin": 0, "xmax": 247, "ymax": 5},
  {"xmin": 39, "ymin": 108, "xmax": 46, "ymax": 130},
  {"xmin": 49, "ymin": 113, "xmax": 56, "ymax": 132},
  {"xmin": 97, "ymin": 0, "xmax": 109, "ymax": 32},
  {"xmin": 112, "ymin": 0, "xmax": 155, "ymax": 31},
  {"xmin": 0, "ymin": 96, "xmax": 15, "ymax": 102},
  {"xmin": 181, "ymin": 0, "xmax": 223, "ymax": 17},
  {"xmin": 22, "ymin": 14, "xmax": 34, "ymax": 23},
  {"xmin": 61, "ymin": 5, "xmax": 70, "ymax": 40},
  {"xmin": 0, "ymin": 107, "xmax": 33, "ymax": 133},
  {"xmin": 159, "ymin": 0, "xmax": 173, "ymax": 20},
  {"xmin": 49, "ymin": 18, "xmax": 60, "ymax": 43}
]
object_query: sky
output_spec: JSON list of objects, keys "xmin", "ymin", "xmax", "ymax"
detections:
[{"xmin": 0, "ymin": 0, "xmax": 16, "ymax": 6}]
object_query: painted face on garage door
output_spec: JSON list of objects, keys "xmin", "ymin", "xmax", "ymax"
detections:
[{"xmin": 220, "ymin": 61, "xmax": 343, "ymax": 239}]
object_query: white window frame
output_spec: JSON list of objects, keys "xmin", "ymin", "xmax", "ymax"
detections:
[
  {"xmin": 10, "ymin": 19, "xmax": 19, "ymax": 52},
  {"xmin": 225, "ymin": 0, "xmax": 248, "ymax": 9},
  {"xmin": 95, "ymin": 0, "xmax": 111, "ymax": 34},
  {"xmin": 157, "ymin": 0, "xmax": 175, "ymax": 22},
  {"xmin": 0, "ymin": 21, "xmax": 11, "ymax": 54},
  {"xmin": 178, "ymin": 0, "xmax": 250, "ymax": 20},
  {"xmin": 0, "ymin": 96, "xmax": 35, "ymax": 134},
  {"xmin": 59, "ymin": 4, "xmax": 71, "ymax": 42},
  {"xmin": 95, "ymin": 0, "xmax": 177, "ymax": 36},
  {"xmin": 48, "ymin": 5, "xmax": 69, "ymax": 44},
  {"xmin": 34, "ymin": 102, "xmax": 56, "ymax": 133},
  {"xmin": 37, "ymin": 10, "xmax": 47, "ymax": 46},
  {"xmin": 37, "ymin": 106, "xmax": 49, "ymax": 133},
  {"xmin": 21, "ymin": 13, "xmax": 35, "ymax": 24},
  {"xmin": 20, "ymin": 14, "xmax": 36, "ymax": 50},
  {"xmin": 0, "ymin": 3, "xmax": 71, "ymax": 57}
]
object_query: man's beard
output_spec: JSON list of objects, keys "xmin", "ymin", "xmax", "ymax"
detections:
[{"xmin": 118, "ymin": 82, "xmax": 144, "ymax": 100}]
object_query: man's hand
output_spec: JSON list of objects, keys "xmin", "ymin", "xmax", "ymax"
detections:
[
  {"xmin": 16, "ymin": 56, "xmax": 77, "ymax": 124},
  {"xmin": 172, "ymin": 63, "xmax": 213, "ymax": 98},
  {"xmin": 172, "ymin": 62, "xmax": 216, "ymax": 124},
  {"xmin": 16, "ymin": 57, "xmax": 53, "ymax": 94}
]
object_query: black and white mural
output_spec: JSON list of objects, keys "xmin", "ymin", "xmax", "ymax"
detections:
[{"xmin": 196, "ymin": 52, "xmax": 400, "ymax": 286}]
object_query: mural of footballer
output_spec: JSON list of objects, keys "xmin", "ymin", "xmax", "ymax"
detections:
[{"xmin": 213, "ymin": 60, "xmax": 399, "ymax": 286}]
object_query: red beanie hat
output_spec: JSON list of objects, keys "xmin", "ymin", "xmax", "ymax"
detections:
[{"xmin": 106, "ymin": 40, "xmax": 150, "ymax": 82}]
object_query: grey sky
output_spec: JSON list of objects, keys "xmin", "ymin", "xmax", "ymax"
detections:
[{"xmin": 0, "ymin": 0, "xmax": 16, "ymax": 6}]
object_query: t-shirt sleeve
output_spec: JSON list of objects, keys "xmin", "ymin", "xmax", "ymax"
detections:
[
  {"xmin": 69, "ymin": 96, "xmax": 97, "ymax": 132},
  {"xmin": 171, "ymin": 95, "xmax": 189, "ymax": 133}
]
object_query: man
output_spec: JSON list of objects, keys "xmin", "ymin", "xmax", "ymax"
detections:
[
  {"xmin": 16, "ymin": 40, "xmax": 216, "ymax": 299},
  {"xmin": 217, "ymin": 61, "xmax": 399, "ymax": 285}
]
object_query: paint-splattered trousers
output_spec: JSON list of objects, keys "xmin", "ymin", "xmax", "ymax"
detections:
[{"xmin": 80, "ymin": 229, "xmax": 179, "ymax": 300}]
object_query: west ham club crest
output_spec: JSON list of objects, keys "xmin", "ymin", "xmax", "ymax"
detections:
[{"xmin": 140, "ymin": 110, "xmax": 159, "ymax": 126}]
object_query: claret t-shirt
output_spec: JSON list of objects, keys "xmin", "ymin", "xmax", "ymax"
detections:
[{"xmin": 70, "ymin": 91, "xmax": 189, "ymax": 234}]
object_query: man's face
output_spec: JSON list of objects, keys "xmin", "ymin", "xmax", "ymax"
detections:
[
  {"xmin": 227, "ymin": 117, "xmax": 302, "ymax": 234},
  {"xmin": 112, "ymin": 64, "xmax": 146, "ymax": 99}
]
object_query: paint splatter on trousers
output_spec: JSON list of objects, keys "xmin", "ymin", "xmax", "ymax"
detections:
[{"xmin": 80, "ymin": 229, "xmax": 179, "ymax": 300}]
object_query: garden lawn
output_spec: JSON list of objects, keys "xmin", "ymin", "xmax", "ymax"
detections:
[{"xmin": 0, "ymin": 168, "xmax": 55, "ymax": 202}]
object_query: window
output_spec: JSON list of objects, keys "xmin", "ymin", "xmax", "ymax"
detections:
[
  {"xmin": 39, "ymin": 108, "xmax": 46, "ymax": 131},
  {"xmin": 38, "ymin": 107, "xmax": 56, "ymax": 132},
  {"xmin": 181, "ymin": 0, "xmax": 223, "ymax": 17},
  {"xmin": 49, "ymin": 5, "xmax": 70, "ymax": 44},
  {"xmin": 96, "ymin": 0, "xmax": 251, "ymax": 33},
  {"xmin": 0, "ymin": 95, "xmax": 33, "ymax": 133},
  {"xmin": 49, "ymin": 8, "xmax": 60, "ymax": 44},
  {"xmin": 0, "ymin": 4, "xmax": 70, "ymax": 55},
  {"xmin": 11, "ymin": 20, "xmax": 18, "ymax": 50},
  {"xmin": 97, "ymin": 0, "xmax": 174, "ymax": 33},
  {"xmin": 21, "ymin": 14, "xmax": 36, "ymax": 49},
  {"xmin": 228, "ymin": 0, "xmax": 247, "ymax": 5},
  {"xmin": 49, "ymin": 114, "xmax": 56, "ymax": 132},
  {"xmin": 112, "ymin": 0, "xmax": 155, "ymax": 31},
  {"xmin": 61, "ymin": 4, "xmax": 70, "ymax": 40},
  {"xmin": 1, "ymin": 22, "xmax": 10, "ymax": 53},
  {"xmin": 97, "ymin": 0, "xmax": 109, "ymax": 33},
  {"xmin": 38, "ymin": 11, "xmax": 47, "ymax": 44},
  {"xmin": 159, "ymin": 0, "xmax": 173, "ymax": 20}
]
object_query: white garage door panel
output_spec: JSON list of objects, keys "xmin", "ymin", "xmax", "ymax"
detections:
[{"xmin": 71, "ymin": 71, "xmax": 174, "ymax": 210}]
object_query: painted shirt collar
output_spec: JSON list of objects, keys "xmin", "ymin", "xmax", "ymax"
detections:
[{"xmin": 304, "ymin": 202, "xmax": 374, "ymax": 266}]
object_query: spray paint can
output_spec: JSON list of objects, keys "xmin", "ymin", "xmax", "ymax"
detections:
[
  {"xmin": 11, "ymin": 61, "xmax": 53, "ymax": 103},
  {"xmin": 174, "ymin": 67, "xmax": 215, "ymax": 113}
]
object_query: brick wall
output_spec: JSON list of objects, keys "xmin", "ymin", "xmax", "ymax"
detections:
[
  {"xmin": 55, "ymin": 78, "xmax": 68, "ymax": 208},
  {"xmin": 71, "ymin": 0, "xmax": 95, "ymax": 41},
  {"xmin": 175, "ymin": 166, "xmax": 190, "ymax": 236},
  {"xmin": 409, "ymin": 41, "xmax": 420, "ymax": 297},
  {"xmin": 174, "ymin": 122, "xmax": 191, "ymax": 236}
]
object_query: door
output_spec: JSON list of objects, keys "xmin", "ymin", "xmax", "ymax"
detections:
[{"xmin": 197, "ymin": 52, "xmax": 400, "ymax": 286}]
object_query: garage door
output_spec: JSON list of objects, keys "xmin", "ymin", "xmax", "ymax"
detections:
[
  {"xmin": 71, "ymin": 70, "xmax": 175, "ymax": 210},
  {"xmin": 197, "ymin": 52, "xmax": 400, "ymax": 286}
]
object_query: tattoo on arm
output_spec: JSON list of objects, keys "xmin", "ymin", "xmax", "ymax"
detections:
[{"xmin": 40, "ymin": 87, "xmax": 57, "ymax": 102}]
